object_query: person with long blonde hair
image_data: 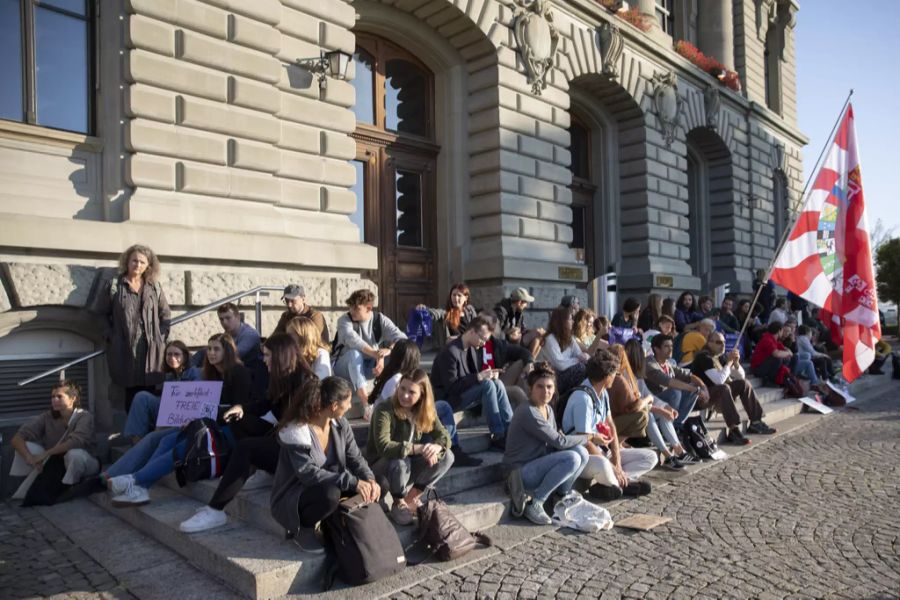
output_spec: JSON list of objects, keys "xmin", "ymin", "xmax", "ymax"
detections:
[
  {"xmin": 573, "ymin": 308, "xmax": 609, "ymax": 354},
  {"xmin": 607, "ymin": 344, "xmax": 652, "ymax": 443},
  {"xmin": 366, "ymin": 369, "xmax": 454, "ymax": 525},
  {"xmin": 286, "ymin": 316, "xmax": 332, "ymax": 379}
]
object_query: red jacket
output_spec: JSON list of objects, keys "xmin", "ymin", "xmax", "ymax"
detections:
[{"xmin": 750, "ymin": 332, "xmax": 786, "ymax": 370}]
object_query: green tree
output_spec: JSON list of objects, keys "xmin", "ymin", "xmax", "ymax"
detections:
[{"xmin": 876, "ymin": 238, "xmax": 900, "ymax": 333}]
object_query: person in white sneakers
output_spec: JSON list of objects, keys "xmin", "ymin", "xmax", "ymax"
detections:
[{"xmin": 180, "ymin": 333, "xmax": 315, "ymax": 533}]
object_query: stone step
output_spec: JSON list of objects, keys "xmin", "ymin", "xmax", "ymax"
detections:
[{"xmin": 92, "ymin": 479, "xmax": 512, "ymax": 599}]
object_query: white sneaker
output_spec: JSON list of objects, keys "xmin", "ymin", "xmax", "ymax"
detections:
[
  {"xmin": 107, "ymin": 474, "xmax": 134, "ymax": 496},
  {"xmin": 179, "ymin": 506, "xmax": 228, "ymax": 533},
  {"xmin": 243, "ymin": 470, "xmax": 273, "ymax": 491},
  {"xmin": 111, "ymin": 480, "xmax": 149, "ymax": 507}
]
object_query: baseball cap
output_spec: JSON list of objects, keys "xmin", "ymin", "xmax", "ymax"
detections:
[
  {"xmin": 510, "ymin": 287, "xmax": 535, "ymax": 303},
  {"xmin": 282, "ymin": 284, "xmax": 305, "ymax": 300}
]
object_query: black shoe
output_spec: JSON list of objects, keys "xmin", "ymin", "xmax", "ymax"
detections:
[
  {"xmin": 626, "ymin": 436, "xmax": 652, "ymax": 448},
  {"xmin": 661, "ymin": 455, "xmax": 685, "ymax": 471},
  {"xmin": 637, "ymin": 480, "xmax": 651, "ymax": 495},
  {"xmin": 58, "ymin": 475, "xmax": 105, "ymax": 501},
  {"xmin": 724, "ymin": 428, "xmax": 751, "ymax": 445},
  {"xmin": 676, "ymin": 453, "xmax": 699, "ymax": 465},
  {"xmin": 746, "ymin": 420, "xmax": 776, "ymax": 435},
  {"xmin": 588, "ymin": 483, "xmax": 623, "ymax": 501},
  {"xmin": 623, "ymin": 480, "xmax": 651, "ymax": 497},
  {"xmin": 489, "ymin": 434, "xmax": 506, "ymax": 452},
  {"xmin": 450, "ymin": 446, "xmax": 483, "ymax": 467}
]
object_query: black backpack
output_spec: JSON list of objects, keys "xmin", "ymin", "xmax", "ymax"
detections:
[
  {"xmin": 556, "ymin": 385, "xmax": 596, "ymax": 432},
  {"xmin": 173, "ymin": 418, "xmax": 232, "ymax": 487},
  {"xmin": 321, "ymin": 495, "xmax": 405, "ymax": 589},
  {"xmin": 678, "ymin": 414, "xmax": 719, "ymax": 460}
]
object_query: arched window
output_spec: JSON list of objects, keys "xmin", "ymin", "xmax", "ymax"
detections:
[
  {"xmin": 350, "ymin": 34, "xmax": 438, "ymax": 323},
  {"xmin": 568, "ymin": 114, "xmax": 594, "ymax": 272},
  {"xmin": 686, "ymin": 147, "xmax": 711, "ymax": 288}
]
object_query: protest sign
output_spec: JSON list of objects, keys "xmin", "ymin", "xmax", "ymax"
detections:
[{"xmin": 155, "ymin": 381, "xmax": 223, "ymax": 428}]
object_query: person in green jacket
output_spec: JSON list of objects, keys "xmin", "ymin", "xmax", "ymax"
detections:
[{"xmin": 367, "ymin": 368, "xmax": 455, "ymax": 525}]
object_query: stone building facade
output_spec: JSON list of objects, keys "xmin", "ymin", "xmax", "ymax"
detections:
[{"xmin": 0, "ymin": 0, "xmax": 805, "ymax": 427}]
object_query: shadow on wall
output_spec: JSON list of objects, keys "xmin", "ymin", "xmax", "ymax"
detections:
[{"xmin": 66, "ymin": 148, "xmax": 103, "ymax": 221}]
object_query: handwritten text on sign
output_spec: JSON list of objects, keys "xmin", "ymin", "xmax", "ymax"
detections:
[{"xmin": 155, "ymin": 381, "xmax": 223, "ymax": 428}]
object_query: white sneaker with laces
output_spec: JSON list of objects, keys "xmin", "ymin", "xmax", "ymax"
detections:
[
  {"xmin": 111, "ymin": 480, "xmax": 150, "ymax": 507},
  {"xmin": 243, "ymin": 470, "xmax": 273, "ymax": 491},
  {"xmin": 107, "ymin": 474, "xmax": 134, "ymax": 496},
  {"xmin": 179, "ymin": 506, "xmax": 228, "ymax": 533}
]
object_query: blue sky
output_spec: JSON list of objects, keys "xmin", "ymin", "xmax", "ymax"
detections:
[{"xmin": 796, "ymin": 0, "xmax": 900, "ymax": 240}]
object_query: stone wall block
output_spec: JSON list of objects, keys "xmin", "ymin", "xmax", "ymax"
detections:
[
  {"xmin": 127, "ymin": 49, "xmax": 228, "ymax": 102},
  {"xmin": 278, "ymin": 121, "xmax": 320, "ymax": 154},
  {"xmin": 127, "ymin": 0, "xmax": 228, "ymax": 39},
  {"xmin": 127, "ymin": 14, "xmax": 176, "ymax": 56},
  {"xmin": 279, "ymin": 179, "xmax": 321, "ymax": 211},
  {"xmin": 285, "ymin": 0, "xmax": 355, "ymax": 29},
  {"xmin": 177, "ymin": 29, "xmax": 281, "ymax": 83},
  {"xmin": 319, "ymin": 20, "xmax": 355, "ymax": 54},
  {"xmin": 188, "ymin": 271, "xmax": 331, "ymax": 307},
  {"xmin": 227, "ymin": 75, "xmax": 281, "ymax": 114},
  {"xmin": 277, "ymin": 6, "xmax": 318, "ymax": 43},
  {"xmin": 322, "ymin": 79, "xmax": 356, "ymax": 109},
  {"xmin": 227, "ymin": 138, "xmax": 280, "ymax": 173},
  {"xmin": 278, "ymin": 93, "xmax": 355, "ymax": 133},
  {"xmin": 227, "ymin": 13, "xmax": 280, "ymax": 54},
  {"xmin": 126, "ymin": 155, "xmax": 177, "ymax": 190},
  {"xmin": 6, "ymin": 263, "xmax": 97, "ymax": 308},
  {"xmin": 333, "ymin": 278, "xmax": 378, "ymax": 308},
  {"xmin": 168, "ymin": 310, "xmax": 221, "ymax": 348},
  {"xmin": 321, "ymin": 131, "xmax": 356, "ymax": 160},
  {"xmin": 126, "ymin": 119, "xmax": 227, "ymax": 165},
  {"xmin": 160, "ymin": 269, "xmax": 186, "ymax": 306},
  {"xmin": 202, "ymin": 0, "xmax": 281, "ymax": 26},
  {"xmin": 176, "ymin": 95, "xmax": 280, "ymax": 143},
  {"xmin": 321, "ymin": 186, "xmax": 356, "ymax": 215},
  {"xmin": 126, "ymin": 84, "xmax": 177, "ymax": 122}
]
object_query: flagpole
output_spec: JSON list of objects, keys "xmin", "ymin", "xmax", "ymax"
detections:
[{"xmin": 736, "ymin": 89, "xmax": 855, "ymax": 342}]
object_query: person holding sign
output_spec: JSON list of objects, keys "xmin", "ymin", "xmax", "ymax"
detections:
[{"xmin": 180, "ymin": 333, "xmax": 314, "ymax": 532}]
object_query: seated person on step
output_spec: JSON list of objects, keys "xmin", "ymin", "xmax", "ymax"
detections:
[
  {"xmin": 272, "ymin": 284, "xmax": 329, "ymax": 343},
  {"xmin": 644, "ymin": 334, "xmax": 706, "ymax": 430},
  {"xmin": 367, "ymin": 369, "xmax": 454, "ymax": 525},
  {"xmin": 270, "ymin": 377, "xmax": 380, "ymax": 542},
  {"xmin": 607, "ymin": 344, "xmax": 652, "ymax": 445},
  {"xmin": 431, "ymin": 316, "xmax": 513, "ymax": 452},
  {"xmin": 286, "ymin": 316, "xmax": 333, "ymax": 379},
  {"xmin": 419, "ymin": 282, "xmax": 478, "ymax": 342},
  {"xmin": 493, "ymin": 288, "xmax": 545, "ymax": 358},
  {"xmin": 573, "ymin": 308, "xmax": 609, "ymax": 355},
  {"xmin": 11, "ymin": 380, "xmax": 99, "ymax": 505},
  {"xmin": 562, "ymin": 350, "xmax": 657, "ymax": 502},
  {"xmin": 504, "ymin": 363, "xmax": 589, "ymax": 525},
  {"xmin": 478, "ymin": 311, "xmax": 533, "ymax": 409},
  {"xmin": 331, "ymin": 289, "xmax": 407, "ymax": 421},
  {"xmin": 692, "ymin": 331, "xmax": 775, "ymax": 446},
  {"xmin": 123, "ymin": 340, "xmax": 201, "ymax": 444},
  {"xmin": 611, "ymin": 297, "xmax": 642, "ymax": 332},
  {"xmin": 679, "ymin": 318, "xmax": 717, "ymax": 366},
  {"xmin": 538, "ymin": 307, "xmax": 591, "ymax": 396}
]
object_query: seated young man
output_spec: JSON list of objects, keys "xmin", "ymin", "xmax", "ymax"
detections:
[
  {"xmin": 691, "ymin": 332, "xmax": 775, "ymax": 445},
  {"xmin": 718, "ymin": 297, "xmax": 741, "ymax": 333},
  {"xmin": 679, "ymin": 318, "xmax": 717, "ymax": 366},
  {"xmin": 750, "ymin": 322, "xmax": 818, "ymax": 390},
  {"xmin": 272, "ymin": 283, "xmax": 329, "ymax": 343},
  {"xmin": 478, "ymin": 312, "xmax": 534, "ymax": 408},
  {"xmin": 331, "ymin": 289, "xmax": 407, "ymax": 418},
  {"xmin": 431, "ymin": 316, "xmax": 513, "ymax": 450},
  {"xmin": 191, "ymin": 303, "xmax": 261, "ymax": 367},
  {"xmin": 493, "ymin": 288, "xmax": 545, "ymax": 358},
  {"xmin": 645, "ymin": 334, "xmax": 708, "ymax": 429}
]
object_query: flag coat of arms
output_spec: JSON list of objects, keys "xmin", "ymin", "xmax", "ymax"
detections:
[{"xmin": 770, "ymin": 104, "xmax": 880, "ymax": 381}]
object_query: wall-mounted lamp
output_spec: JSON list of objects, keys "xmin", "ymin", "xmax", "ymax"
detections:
[{"xmin": 296, "ymin": 50, "xmax": 353, "ymax": 90}]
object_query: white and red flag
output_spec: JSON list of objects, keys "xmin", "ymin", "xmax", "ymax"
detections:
[{"xmin": 770, "ymin": 104, "xmax": 880, "ymax": 382}]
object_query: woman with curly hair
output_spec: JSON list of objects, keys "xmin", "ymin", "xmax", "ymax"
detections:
[{"xmin": 94, "ymin": 244, "xmax": 171, "ymax": 411}]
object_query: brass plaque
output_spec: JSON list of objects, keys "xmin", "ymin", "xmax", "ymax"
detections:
[
  {"xmin": 655, "ymin": 275, "xmax": 674, "ymax": 288},
  {"xmin": 558, "ymin": 266, "xmax": 583, "ymax": 281}
]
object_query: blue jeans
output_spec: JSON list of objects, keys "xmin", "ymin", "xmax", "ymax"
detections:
[
  {"xmin": 434, "ymin": 400, "xmax": 459, "ymax": 447},
  {"xmin": 333, "ymin": 349, "xmax": 375, "ymax": 392},
  {"xmin": 647, "ymin": 412, "xmax": 680, "ymax": 453},
  {"xmin": 460, "ymin": 380, "xmax": 513, "ymax": 436},
  {"xmin": 656, "ymin": 387, "xmax": 698, "ymax": 428},
  {"xmin": 519, "ymin": 446, "xmax": 589, "ymax": 503},
  {"xmin": 791, "ymin": 354, "xmax": 819, "ymax": 385},
  {"xmin": 122, "ymin": 391, "xmax": 161, "ymax": 439},
  {"xmin": 105, "ymin": 428, "xmax": 186, "ymax": 489}
]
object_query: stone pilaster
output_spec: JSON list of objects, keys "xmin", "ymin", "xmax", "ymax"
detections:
[{"xmin": 697, "ymin": 0, "xmax": 734, "ymax": 69}]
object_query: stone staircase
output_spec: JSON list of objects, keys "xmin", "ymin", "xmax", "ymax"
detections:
[{"xmin": 92, "ymin": 370, "xmax": 827, "ymax": 599}]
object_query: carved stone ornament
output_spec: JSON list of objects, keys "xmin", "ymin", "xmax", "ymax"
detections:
[
  {"xmin": 704, "ymin": 85, "xmax": 720, "ymax": 129},
  {"xmin": 510, "ymin": 0, "xmax": 560, "ymax": 96},
  {"xmin": 598, "ymin": 21, "xmax": 623, "ymax": 79},
  {"xmin": 772, "ymin": 142, "xmax": 786, "ymax": 171},
  {"xmin": 650, "ymin": 71, "xmax": 683, "ymax": 147}
]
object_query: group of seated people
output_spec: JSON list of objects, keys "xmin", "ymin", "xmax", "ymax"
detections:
[{"xmin": 10, "ymin": 282, "xmax": 854, "ymax": 533}]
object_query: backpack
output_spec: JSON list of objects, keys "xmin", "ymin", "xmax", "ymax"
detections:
[
  {"xmin": 173, "ymin": 418, "xmax": 232, "ymax": 487},
  {"xmin": 555, "ymin": 385, "xmax": 596, "ymax": 432},
  {"xmin": 407, "ymin": 489, "xmax": 492, "ymax": 563},
  {"xmin": 678, "ymin": 414, "xmax": 719, "ymax": 460},
  {"xmin": 781, "ymin": 374, "xmax": 805, "ymax": 399},
  {"xmin": 321, "ymin": 495, "xmax": 406, "ymax": 589},
  {"xmin": 332, "ymin": 311, "xmax": 383, "ymax": 359}
]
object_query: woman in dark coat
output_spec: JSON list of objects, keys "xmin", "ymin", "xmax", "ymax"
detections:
[{"xmin": 95, "ymin": 244, "xmax": 171, "ymax": 411}]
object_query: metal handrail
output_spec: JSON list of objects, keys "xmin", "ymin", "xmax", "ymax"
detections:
[{"xmin": 17, "ymin": 285, "xmax": 284, "ymax": 387}]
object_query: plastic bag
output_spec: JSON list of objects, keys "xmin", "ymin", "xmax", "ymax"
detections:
[{"xmin": 551, "ymin": 495, "xmax": 613, "ymax": 533}]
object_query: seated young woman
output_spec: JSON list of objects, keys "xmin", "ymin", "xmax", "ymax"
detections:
[
  {"xmin": 607, "ymin": 344, "xmax": 652, "ymax": 445},
  {"xmin": 122, "ymin": 340, "xmax": 200, "ymax": 443},
  {"xmin": 367, "ymin": 369, "xmax": 455, "ymax": 525},
  {"xmin": 538, "ymin": 306, "xmax": 591, "ymax": 395},
  {"xmin": 10, "ymin": 380, "xmax": 99, "ymax": 505},
  {"xmin": 573, "ymin": 308, "xmax": 608, "ymax": 354},
  {"xmin": 504, "ymin": 363, "xmax": 589, "ymax": 525},
  {"xmin": 270, "ymin": 376, "xmax": 380, "ymax": 543},
  {"xmin": 419, "ymin": 282, "xmax": 478, "ymax": 341},
  {"xmin": 370, "ymin": 341, "xmax": 481, "ymax": 467},
  {"xmin": 83, "ymin": 333, "xmax": 252, "ymax": 506},
  {"xmin": 286, "ymin": 316, "xmax": 332, "ymax": 379},
  {"xmin": 179, "ymin": 332, "xmax": 314, "ymax": 532}
]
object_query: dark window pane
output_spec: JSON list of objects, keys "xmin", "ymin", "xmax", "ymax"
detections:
[
  {"xmin": 385, "ymin": 59, "xmax": 428, "ymax": 137},
  {"xmin": 395, "ymin": 170, "xmax": 423, "ymax": 248},
  {"xmin": 39, "ymin": 0, "xmax": 86, "ymax": 16},
  {"xmin": 0, "ymin": 0, "xmax": 23, "ymax": 122},
  {"xmin": 349, "ymin": 160, "xmax": 366, "ymax": 242},
  {"xmin": 352, "ymin": 48, "xmax": 375, "ymax": 126},
  {"xmin": 35, "ymin": 7, "xmax": 88, "ymax": 133},
  {"xmin": 569, "ymin": 121, "xmax": 590, "ymax": 180},
  {"xmin": 571, "ymin": 205, "xmax": 586, "ymax": 264}
]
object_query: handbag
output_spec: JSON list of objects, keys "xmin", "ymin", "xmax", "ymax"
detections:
[{"xmin": 407, "ymin": 489, "xmax": 492, "ymax": 563}]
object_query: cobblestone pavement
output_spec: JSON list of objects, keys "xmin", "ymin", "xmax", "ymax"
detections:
[
  {"xmin": 0, "ymin": 500, "xmax": 135, "ymax": 600},
  {"xmin": 398, "ymin": 394, "xmax": 900, "ymax": 600}
]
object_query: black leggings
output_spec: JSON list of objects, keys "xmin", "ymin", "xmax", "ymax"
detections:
[
  {"xmin": 297, "ymin": 483, "xmax": 342, "ymax": 528},
  {"xmin": 208, "ymin": 435, "xmax": 279, "ymax": 510}
]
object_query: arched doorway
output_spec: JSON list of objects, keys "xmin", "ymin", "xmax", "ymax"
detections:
[{"xmin": 349, "ymin": 34, "xmax": 440, "ymax": 323}]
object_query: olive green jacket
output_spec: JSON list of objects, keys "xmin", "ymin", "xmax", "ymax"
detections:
[{"xmin": 365, "ymin": 401, "xmax": 451, "ymax": 460}]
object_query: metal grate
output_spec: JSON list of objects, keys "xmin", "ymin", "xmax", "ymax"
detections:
[{"xmin": 0, "ymin": 357, "xmax": 90, "ymax": 419}]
